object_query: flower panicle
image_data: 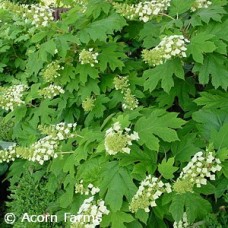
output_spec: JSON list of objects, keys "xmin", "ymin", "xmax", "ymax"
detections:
[
  {"xmin": 129, "ymin": 174, "xmax": 172, "ymax": 213},
  {"xmin": 113, "ymin": 0, "xmax": 172, "ymax": 22},
  {"xmin": 0, "ymin": 144, "xmax": 19, "ymax": 163},
  {"xmin": 79, "ymin": 48, "xmax": 99, "ymax": 67},
  {"xmin": 75, "ymin": 180, "xmax": 100, "ymax": 196},
  {"xmin": 191, "ymin": 0, "xmax": 212, "ymax": 12},
  {"xmin": 104, "ymin": 122, "xmax": 139, "ymax": 155},
  {"xmin": 0, "ymin": 84, "xmax": 27, "ymax": 111},
  {"xmin": 39, "ymin": 84, "xmax": 64, "ymax": 99},
  {"xmin": 173, "ymin": 151, "xmax": 222, "ymax": 193},
  {"xmin": 142, "ymin": 35, "xmax": 189, "ymax": 66},
  {"xmin": 71, "ymin": 196, "xmax": 109, "ymax": 228}
]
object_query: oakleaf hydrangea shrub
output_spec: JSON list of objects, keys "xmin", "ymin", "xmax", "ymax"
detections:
[{"xmin": 0, "ymin": 0, "xmax": 227, "ymax": 227}]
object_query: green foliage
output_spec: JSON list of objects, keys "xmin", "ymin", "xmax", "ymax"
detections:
[
  {"xmin": 158, "ymin": 157, "xmax": 178, "ymax": 179},
  {"xmin": 0, "ymin": 0, "xmax": 227, "ymax": 227},
  {"xmin": 135, "ymin": 109, "xmax": 185, "ymax": 151},
  {"xmin": 7, "ymin": 169, "xmax": 59, "ymax": 227},
  {"xmin": 169, "ymin": 192, "xmax": 212, "ymax": 223}
]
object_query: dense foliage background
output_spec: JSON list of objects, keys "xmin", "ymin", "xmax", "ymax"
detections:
[{"xmin": 0, "ymin": 0, "xmax": 227, "ymax": 227}]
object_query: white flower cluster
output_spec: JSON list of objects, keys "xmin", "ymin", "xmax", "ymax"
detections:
[
  {"xmin": 0, "ymin": 144, "xmax": 19, "ymax": 163},
  {"xmin": 104, "ymin": 122, "xmax": 139, "ymax": 155},
  {"xmin": 113, "ymin": 76, "xmax": 129, "ymax": 92},
  {"xmin": 174, "ymin": 151, "xmax": 222, "ymax": 192},
  {"xmin": 28, "ymin": 135, "xmax": 58, "ymax": 165},
  {"xmin": 135, "ymin": 0, "xmax": 171, "ymax": 22},
  {"xmin": 39, "ymin": 122, "xmax": 77, "ymax": 141},
  {"xmin": 0, "ymin": 122, "xmax": 77, "ymax": 165},
  {"xmin": 79, "ymin": 48, "xmax": 99, "ymax": 67},
  {"xmin": 129, "ymin": 175, "xmax": 172, "ymax": 213},
  {"xmin": 0, "ymin": 84, "xmax": 27, "ymax": 111},
  {"xmin": 82, "ymin": 96, "xmax": 96, "ymax": 112},
  {"xmin": 42, "ymin": 61, "xmax": 63, "ymax": 82},
  {"xmin": 142, "ymin": 35, "xmax": 189, "ymax": 66},
  {"xmin": 75, "ymin": 180, "xmax": 100, "ymax": 196},
  {"xmin": 173, "ymin": 212, "xmax": 189, "ymax": 228},
  {"xmin": 25, "ymin": 122, "xmax": 77, "ymax": 164},
  {"xmin": 191, "ymin": 0, "xmax": 212, "ymax": 12},
  {"xmin": 113, "ymin": 76, "xmax": 139, "ymax": 110},
  {"xmin": 122, "ymin": 88, "xmax": 139, "ymax": 110},
  {"xmin": 71, "ymin": 196, "xmax": 109, "ymax": 228},
  {"xmin": 113, "ymin": 0, "xmax": 171, "ymax": 22},
  {"xmin": 39, "ymin": 84, "xmax": 64, "ymax": 99},
  {"xmin": 22, "ymin": 4, "xmax": 54, "ymax": 27},
  {"xmin": 40, "ymin": 0, "xmax": 56, "ymax": 7}
]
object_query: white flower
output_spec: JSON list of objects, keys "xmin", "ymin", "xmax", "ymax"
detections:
[
  {"xmin": 75, "ymin": 180, "xmax": 100, "ymax": 196},
  {"xmin": 0, "ymin": 84, "xmax": 27, "ymax": 111},
  {"xmin": 173, "ymin": 212, "xmax": 189, "ymax": 228},
  {"xmin": 174, "ymin": 151, "xmax": 222, "ymax": 191},
  {"xmin": 191, "ymin": 0, "xmax": 212, "ymax": 12},
  {"xmin": 71, "ymin": 196, "xmax": 109, "ymax": 228},
  {"xmin": 0, "ymin": 144, "xmax": 18, "ymax": 163},
  {"xmin": 79, "ymin": 49, "xmax": 99, "ymax": 67},
  {"xmin": 113, "ymin": 0, "xmax": 171, "ymax": 22},
  {"xmin": 104, "ymin": 122, "xmax": 139, "ymax": 155},
  {"xmin": 39, "ymin": 84, "xmax": 64, "ymax": 99},
  {"xmin": 129, "ymin": 175, "xmax": 172, "ymax": 213},
  {"xmin": 142, "ymin": 35, "xmax": 189, "ymax": 66}
]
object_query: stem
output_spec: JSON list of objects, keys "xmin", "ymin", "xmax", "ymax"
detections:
[
  {"xmin": 56, "ymin": 151, "xmax": 74, "ymax": 154},
  {"xmin": 159, "ymin": 13, "xmax": 176, "ymax": 20},
  {"xmin": 190, "ymin": 220, "xmax": 205, "ymax": 227},
  {"xmin": 76, "ymin": 134, "xmax": 84, "ymax": 138}
]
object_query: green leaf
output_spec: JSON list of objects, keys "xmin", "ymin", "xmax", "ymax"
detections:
[
  {"xmin": 85, "ymin": 0, "xmax": 111, "ymax": 19},
  {"xmin": 187, "ymin": 33, "xmax": 216, "ymax": 63},
  {"xmin": 217, "ymin": 148, "xmax": 228, "ymax": 162},
  {"xmin": 143, "ymin": 59, "xmax": 184, "ymax": 93},
  {"xmin": 171, "ymin": 134, "xmax": 200, "ymax": 162},
  {"xmin": 31, "ymin": 31, "xmax": 48, "ymax": 43},
  {"xmin": 77, "ymin": 157, "xmax": 104, "ymax": 183},
  {"xmin": 100, "ymin": 161, "xmax": 137, "ymax": 212},
  {"xmin": 194, "ymin": 90, "xmax": 228, "ymax": 110},
  {"xmin": 119, "ymin": 145, "xmax": 157, "ymax": 180},
  {"xmin": 58, "ymin": 183, "xmax": 74, "ymax": 208},
  {"xmin": 63, "ymin": 154, "xmax": 76, "ymax": 177},
  {"xmin": 158, "ymin": 157, "xmax": 178, "ymax": 179},
  {"xmin": 139, "ymin": 21, "xmax": 160, "ymax": 48},
  {"xmin": 101, "ymin": 211, "xmax": 134, "ymax": 228},
  {"xmin": 39, "ymin": 39, "xmax": 57, "ymax": 61},
  {"xmin": 26, "ymin": 52, "xmax": 43, "ymax": 76},
  {"xmin": 184, "ymin": 193, "xmax": 212, "ymax": 223},
  {"xmin": 78, "ymin": 13, "xmax": 126, "ymax": 43},
  {"xmin": 191, "ymin": 6, "xmax": 226, "ymax": 25},
  {"xmin": 169, "ymin": 194, "xmax": 185, "ymax": 222},
  {"xmin": 194, "ymin": 182, "xmax": 216, "ymax": 195},
  {"xmin": 135, "ymin": 109, "xmax": 185, "ymax": 151},
  {"xmin": 192, "ymin": 109, "xmax": 228, "ymax": 140},
  {"xmin": 193, "ymin": 54, "xmax": 228, "ymax": 90},
  {"xmin": 210, "ymin": 123, "xmax": 228, "ymax": 149},
  {"xmin": 29, "ymin": 100, "xmax": 57, "ymax": 125},
  {"xmin": 170, "ymin": 193, "xmax": 212, "ymax": 223},
  {"xmin": 222, "ymin": 161, "xmax": 228, "ymax": 178},
  {"xmin": 75, "ymin": 64, "xmax": 99, "ymax": 85},
  {"xmin": 98, "ymin": 42, "xmax": 126, "ymax": 72},
  {"xmin": 169, "ymin": 0, "xmax": 194, "ymax": 15}
]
